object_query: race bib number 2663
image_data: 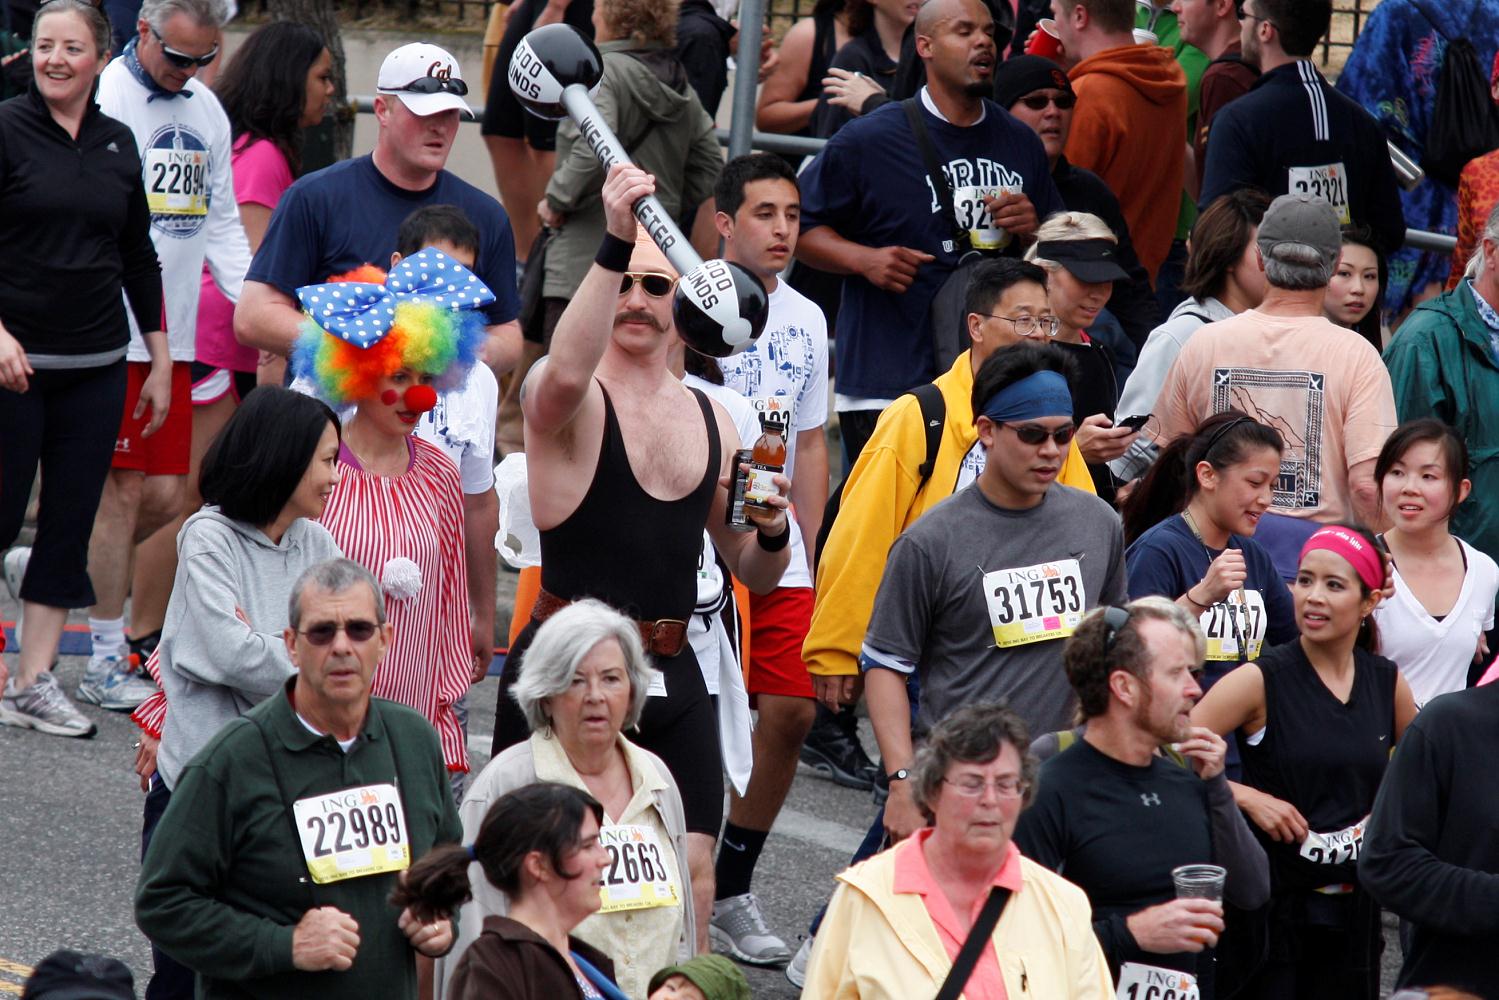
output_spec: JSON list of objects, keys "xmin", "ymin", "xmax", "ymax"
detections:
[{"xmin": 983, "ymin": 558, "xmax": 1085, "ymax": 648}]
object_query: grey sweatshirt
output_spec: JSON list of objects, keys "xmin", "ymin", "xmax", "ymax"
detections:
[
  {"xmin": 156, "ymin": 507, "xmax": 342, "ymax": 788},
  {"xmin": 1109, "ymin": 295, "xmax": 1235, "ymax": 482}
]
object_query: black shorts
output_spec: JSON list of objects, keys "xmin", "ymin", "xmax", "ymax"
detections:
[
  {"xmin": 483, "ymin": 0, "xmax": 597, "ymax": 150},
  {"xmin": 494, "ymin": 617, "xmax": 725, "ymax": 835}
]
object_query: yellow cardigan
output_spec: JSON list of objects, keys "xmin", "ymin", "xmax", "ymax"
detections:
[
  {"xmin": 804, "ymin": 351, "xmax": 1096, "ymax": 678},
  {"xmin": 803, "ymin": 839, "xmax": 1113, "ymax": 999}
]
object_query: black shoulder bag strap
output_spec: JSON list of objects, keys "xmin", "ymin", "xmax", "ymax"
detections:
[
  {"xmin": 934, "ymin": 884, "xmax": 1012, "ymax": 1000},
  {"xmin": 902, "ymin": 97, "xmax": 970, "ymax": 253}
]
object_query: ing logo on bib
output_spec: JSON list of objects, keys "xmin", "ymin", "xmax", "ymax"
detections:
[{"xmin": 142, "ymin": 122, "xmax": 211, "ymax": 238}]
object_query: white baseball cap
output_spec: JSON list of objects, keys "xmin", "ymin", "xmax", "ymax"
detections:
[{"xmin": 376, "ymin": 42, "xmax": 474, "ymax": 118}]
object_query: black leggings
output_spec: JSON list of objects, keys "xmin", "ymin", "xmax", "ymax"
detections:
[
  {"xmin": 494, "ymin": 618, "xmax": 725, "ymax": 835},
  {"xmin": 0, "ymin": 361, "xmax": 127, "ymax": 608}
]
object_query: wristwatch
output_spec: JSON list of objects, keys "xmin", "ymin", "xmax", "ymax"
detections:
[{"xmin": 887, "ymin": 768, "xmax": 910, "ymax": 782}]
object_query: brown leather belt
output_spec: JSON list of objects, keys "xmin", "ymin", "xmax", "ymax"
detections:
[{"xmin": 531, "ymin": 588, "xmax": 688, "ymax": 658}]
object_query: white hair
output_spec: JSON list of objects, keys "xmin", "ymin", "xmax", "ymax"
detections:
[
  {"xmin": 140, "ymin": 0, "xmax": 231, "ymax": 32},
  {"xmin": 510, "ymin": 599, "xmax": 657, "ymax": 733},
  {"xmin": 1263, "ymin": 242, "xmax": 1333, "ymax": 290}
]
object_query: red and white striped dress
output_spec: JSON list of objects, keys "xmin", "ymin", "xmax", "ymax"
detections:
[{"xmin": 320, "ymin": 436, "xmax": 472, "ymax": 772}]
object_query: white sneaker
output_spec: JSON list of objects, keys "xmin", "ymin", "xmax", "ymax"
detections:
[
  {"xmin": 76, "ymin": 654, "xmax": 158, "ymax": 711},
  {"xmin": 0, "ymin": 671, "xmax": 97, "ymax": 738},
  {"xmin": 785, "ymin": 934, "xmax": 813, "ymax": 989},
  {"xmin": 710, "ymin": 892, "xmax": 791, "ymax": 966},
  {"xmin": 2, "ymin": 546, "xmax": 28, "ymax": 601}
]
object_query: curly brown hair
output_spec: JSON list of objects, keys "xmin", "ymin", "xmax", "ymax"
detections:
[{"xmin": 599, "ymin": 0, "xmax": 680, "ymax": 46}]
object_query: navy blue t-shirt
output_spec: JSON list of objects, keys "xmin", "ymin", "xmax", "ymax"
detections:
[
  {"xmin": 798, "ymin": 95, "xmax": 1063, "ymax": 399},
  {"xmin": 246, "ymin": 155, "xmax": 520, "ymax": 326},
  {"xmin": 1127, "ymin": 514, "xmax": 1296, "ymax": 682}
]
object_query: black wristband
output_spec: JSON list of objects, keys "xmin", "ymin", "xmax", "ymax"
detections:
[
  {"xmin": 595, "ymin": 232, "xmax": 634, "ymax": 272},
  {"xmin": 756, "ymin": 520, "xmax": 791, "ymax": 552}
]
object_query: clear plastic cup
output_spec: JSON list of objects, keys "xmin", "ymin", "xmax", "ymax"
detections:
[{"xmin": 1172, "ymin": 864, "xmax": 1227, "ymax": 901}]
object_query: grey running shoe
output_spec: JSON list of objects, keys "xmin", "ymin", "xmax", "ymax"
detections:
[
  {"xmin": 2, "ymin": 546, "xmax": 28, "ymax": 601},
  {"xmin": 0, "ymin": 671, "xmax": 97, "ymax": 738},
  {"xmin": 710, "ymin": 892, "xmax": 792, "ymax": 966},
  {"xmin": 77, "ymin": 654, "xmax": 158, "ymax": 711},
  {"xmin": 785, "ymin": 934, "xmax": 813, "ymax": 988}
]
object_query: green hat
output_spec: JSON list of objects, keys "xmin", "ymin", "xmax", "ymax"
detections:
[{"xmin": 647, "ymin": 955, "xmax": 750, "ymax": 1000}]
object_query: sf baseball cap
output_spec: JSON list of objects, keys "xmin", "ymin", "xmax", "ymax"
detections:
[{"xmin": 377, "ymin": 42, "xmax": 474, "ymax": 118}]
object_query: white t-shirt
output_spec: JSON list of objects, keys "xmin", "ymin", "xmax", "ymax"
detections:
[
  {"xmin": 687, "ymin": 373, "xmax": 811, "ymax": 589},
  {"xmin": 291, "ymin": 364, "xmax": 498, "ymax": 495},
  {"xmin": 97, "ymin": 57, "xmax": 252, "ymax": 362},
  {"xmin": 717, "ymin": 279, "xmax": 830, "ymax": 486},
  {"xmin": 1373, "ymin": 538, "xmax": 1499, "ymax": 707}
]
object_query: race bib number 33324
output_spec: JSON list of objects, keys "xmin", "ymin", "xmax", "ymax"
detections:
[
  {"xmin": 292, "ymin": 782, "xmax": 409, "ymax": 884},
  {"xmin": 983, "ymin": 558, "xmax": 1085, "ymax": 648}
]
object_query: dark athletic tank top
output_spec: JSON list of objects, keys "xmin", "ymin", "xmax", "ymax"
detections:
[
  {"xmin": 1236, "ymin": 641, "xmax": 1396, "ymax": 893},
  {"xmin": 538, "ymin": 381, "xmax": 720, "ymax": 624},
  {"xmin": 794, "ymin": 9, "xmax": 840, "ymax": 127}
]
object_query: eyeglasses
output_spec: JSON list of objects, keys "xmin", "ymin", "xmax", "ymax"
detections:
[
  {"xmin": 1234, "ymin": 2, "xmax": 1273, "ymax": 26},
  {"xmin": 619, "ymin": 272, "xmax": 675, "ymax": 298},
  {"xmin": 1002, "ymin": 422, "xmax": 1076, "ymax": 446},
  {"xmin": 981, "ymin": 313, "xmax": 1060, "ymax": 338},
  {"xmin": 298, "ymin": 620, "xmax": 379, "ymax": 646},
  {"xmin": 943, "ymin": 776, "xmax": 1029, "ymax": 799},
  {"xmin": 149, "ymin": 26, "xmax": 219, "ymax": 69},
  {"xmin": 386, "ymin": 75, "xmax": 469, "ymax": 97},
  {"xmin": 1017, "ymin": 93, "xmax": 1076, "ymax": 111}
]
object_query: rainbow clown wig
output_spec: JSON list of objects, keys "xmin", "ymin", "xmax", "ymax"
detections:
[{"xmin": 291, "ymin": 247, "xmax": 493, "ymax": 407}]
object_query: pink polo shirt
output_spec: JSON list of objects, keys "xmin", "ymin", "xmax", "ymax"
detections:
[{"xmin": 892, "ymin": 828, "xmax": 1024, "ymax": 1000}]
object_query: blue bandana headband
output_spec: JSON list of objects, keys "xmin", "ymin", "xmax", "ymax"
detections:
[{"xmin": 979, "ymin": 370, "xmax": 1073, "ymax": 424}]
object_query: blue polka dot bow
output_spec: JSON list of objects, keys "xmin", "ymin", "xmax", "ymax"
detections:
[{"xmin": 294, "ymin": 247, "xmax": 498, "ymax": 348}]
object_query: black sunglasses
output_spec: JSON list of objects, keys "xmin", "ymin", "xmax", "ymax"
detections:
[
  {"xmin": 389, "ymin": 75, "xmax": 469, "ymax": 97},
  {"xmin": 1018, "ymin": 93, "xmax": 1076, "ymax": 111},
  {"xmin": 619, "ymin": 272, "xmax": 675, "ymax": 298},
  {"xmin": 149, "ymin": 26, "xmax": 218, "ymax": 68},
  {"xmin": 1002, "ymin": 422, "xmax": 1077, "ymax": 446},
  {"xmin": 299, "ymin": 620, "xmax": 379, "ymax": 646},
  {"xmin": 1101, "ymin": 605, "xmax": 1131, "ymax": 658}
]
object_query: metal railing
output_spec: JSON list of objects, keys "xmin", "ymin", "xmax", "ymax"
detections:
[{"xmin": 349, "ymin": 91, "xmax": 1453, "ymax": 255}]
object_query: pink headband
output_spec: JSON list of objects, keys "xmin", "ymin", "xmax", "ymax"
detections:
[{"xmin": 1299, "ymin": 527, "xmax": 1382, "ymax": 591}]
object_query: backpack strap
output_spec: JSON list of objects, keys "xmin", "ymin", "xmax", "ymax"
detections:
[
  {"xmin": 910, "ymin": 381, "xmax": 947, "ymax": 485},
  {"xmin": 902, "ymin": 97, "xmax": 969, "ymax": 250}
]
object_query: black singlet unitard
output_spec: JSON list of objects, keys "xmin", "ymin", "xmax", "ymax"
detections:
[{"xmin": 493, "ymin": 383, "xmax": 724, "ymax": 833}]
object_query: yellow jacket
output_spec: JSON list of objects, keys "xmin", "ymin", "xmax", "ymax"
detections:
[
  {"xmin": 804, "ymin": 351, "xmax": 1095, "ymax": 677},
  {"xmin": 803, "ymin": 838, "xmax": 1113, "ymax": 999}
]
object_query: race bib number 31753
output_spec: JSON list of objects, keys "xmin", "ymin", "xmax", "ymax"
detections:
[
  {"xmin": 292, "ymin": 782, "xmax": 409, "ymax": 884},
  {"xmin": 984, "ymin": 558, "xmax": 1085, "ymax": 648}
]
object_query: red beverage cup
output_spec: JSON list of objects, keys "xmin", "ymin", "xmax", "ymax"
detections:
[{"xmin": 1026, "ymin": 18, "xmax": 1063, "ymax": 59}]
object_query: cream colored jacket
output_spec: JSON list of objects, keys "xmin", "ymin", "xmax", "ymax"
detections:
[{"xmin": 803, "ymin": 839, "xmax": 1112, "ymax": 1000}]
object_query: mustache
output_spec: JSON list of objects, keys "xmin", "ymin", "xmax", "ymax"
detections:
[{"xmin": 615, "ymin": 310, "xmax": 667, "ymax": 332}]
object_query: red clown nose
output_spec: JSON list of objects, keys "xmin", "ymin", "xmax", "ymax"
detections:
[{"xmin": 404, "ymin": 384, "xmax": 438, "ymax": 414}]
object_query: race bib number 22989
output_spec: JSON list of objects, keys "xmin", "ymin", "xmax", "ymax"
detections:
[{"xmin": 292, "ymin": 782, "xmax": 409, "ymax": 884}]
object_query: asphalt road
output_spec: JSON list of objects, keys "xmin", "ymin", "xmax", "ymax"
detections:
[{"xmin": 0, "ymin": 588, "xmax": 1405, "ymax": 998}]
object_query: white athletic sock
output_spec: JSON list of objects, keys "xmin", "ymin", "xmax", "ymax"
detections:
[{"xmin": 89, "ymin": 616, "xmax": 126, "ymax": 661}]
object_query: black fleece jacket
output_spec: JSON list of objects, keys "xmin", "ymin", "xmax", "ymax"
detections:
[{"xmin": 0, "ymin": 85, "xmax": 161, "ymax": 358}]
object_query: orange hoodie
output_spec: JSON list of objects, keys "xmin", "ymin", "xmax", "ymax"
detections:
[{"xmin": 1064, "ymin": 44, "xmax": 1187, "ymax": 282}]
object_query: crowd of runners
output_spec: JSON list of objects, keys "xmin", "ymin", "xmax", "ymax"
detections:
[{"xmin": 3, "ymin": 0, "xmax": 1499, "ymax": 996}]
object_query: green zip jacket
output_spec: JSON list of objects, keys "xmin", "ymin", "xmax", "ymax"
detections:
[
  {"xmin": 1385, "ymin": 281, "xmax": 1499, "ymax": 566},
  {"xmin": 135, "ymin": 681, "xmax": 462, "ymax": 1000}
]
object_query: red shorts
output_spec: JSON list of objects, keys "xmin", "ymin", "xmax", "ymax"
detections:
[
  {"xmin": 113, "ymin": 361, "xmax": 192, "ymax": 475},
  {"xmin": 747, "ymin": 585, "xmax": 815, "ymax": 699}
]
